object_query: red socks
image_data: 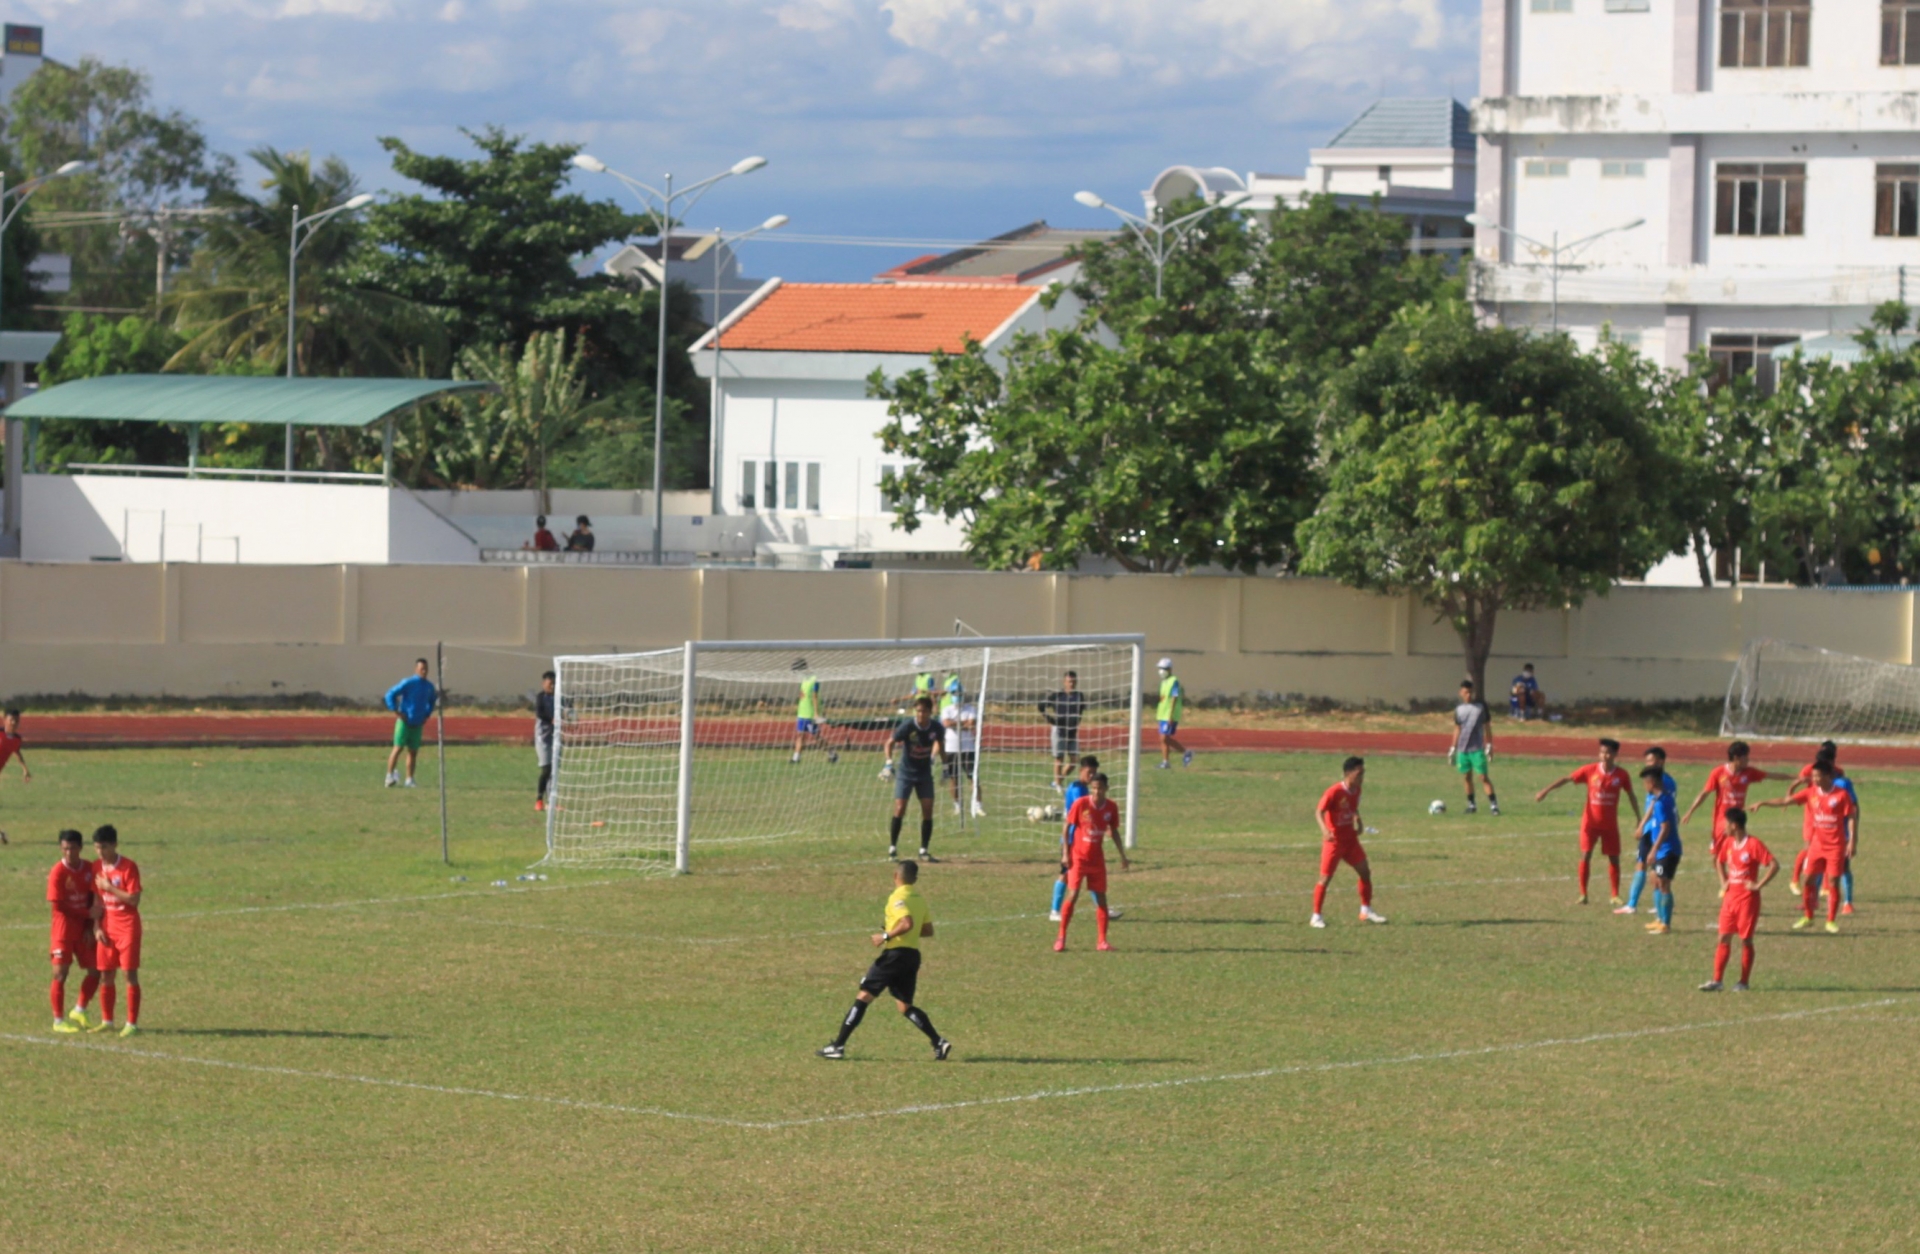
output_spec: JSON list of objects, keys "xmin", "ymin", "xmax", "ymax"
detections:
[
  {"xmin": 1056, "ymin": 900, "xmax": 1075, "ymax": 945},
  {"xmin": 1803, "ymin": 882, "xmax": 1818, "ymax": 919},
  {"xmin": 1608, "ymin": 862, "xmax": 1621, "ymax": 896},
  {"xmin": 102, "ymin": 984, "xmax": 116, "ymax": 1023},
  {"xmin": 1578, "ymin": 862, "xmax": 1591, "ymax": 895},
  {"xmin": 1312, "ymin": 884, "xmax": 1328, "ymax": 914},
  {"xmin": 50, "ymin": 977, "xmax": 65, "ymax": 1018},
  {"xmin": 1740, "ymin": 944, "xmax": 1754, "ymax": 983},
  {"xmin": 1712, "ymin": 943, "xmax": 1730, "ymax": 981},
  {"xmin": 79, "ymin": 972, "xmax": 99, "ymax": 1007},
  {"xmin": 128, "ymin": 985, "xmax": 141, "ymax": 1026},
  {"xmin": 1358, "ymin": 879, "xmax": 1373, "ymax": 908},
  {"xmin": 1096, "ymin": 906, "xmax": 1110, "ymax": 945},
  {"xmin": 1827, "ymin": 887, "xmax": 1841, "ymax": 923}
]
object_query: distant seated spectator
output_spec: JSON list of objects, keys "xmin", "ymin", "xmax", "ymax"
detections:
[
  {"xmin": 565, "ymin": 515, "xmax": 595, "ymax": 552},
  {"xmin": 531, "ymin": 515, "xmax": 560, "ymax": 552},
  {"xmin": 1509, "ymin": 663, "xmax": 1545, "ymax": 720}
]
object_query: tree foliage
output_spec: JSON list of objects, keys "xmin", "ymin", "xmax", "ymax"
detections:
[
  {"xmin": 872, "ymin": 196, "xmax": 1447, "ymax": 572},
  {"xmin": 1299, "ymin": 296, "xmax": 1686, "ymax": 694}
]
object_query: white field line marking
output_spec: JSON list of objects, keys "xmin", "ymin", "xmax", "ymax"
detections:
[
  {"xmin": 1, "ymin": 998, "xmax": 1897, "ymax": 1133},
  {"xmin": 457, "ymin": 874, "xmax": 1568, "ymax": 946},
  {"xmin": 0, "ymin": 878, "xmax": 620, "ymax": 932}
]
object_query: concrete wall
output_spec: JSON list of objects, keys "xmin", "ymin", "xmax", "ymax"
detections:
[{"xmin": 0, "ymin": 564, "xmax": 1911, "ymax": 705}]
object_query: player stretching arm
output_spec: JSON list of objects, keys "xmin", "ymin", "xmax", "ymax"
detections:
[
  {"xmin": 1055, "ymin": 773, "xmax": 1128, "ymax": 952},
  {"xmin": 1535, "ymin": 737, "xmax": 1639, "ymax": 906},
  {"xmin": 1680, "ymin": 740, "xmax": 1773, "ymax": 898},
  {"xmin": 0, "ymin": 707, "xmax": 32, "ymax": 844},
  {"xmin": 1757, "ymin": 760, "xmax": 1856, "ymax": 934}
]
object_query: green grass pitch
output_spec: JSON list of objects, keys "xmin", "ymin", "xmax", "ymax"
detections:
[{"xmin": 2, "ymin": 744, "xmax": 1916, "ymax": 1252}]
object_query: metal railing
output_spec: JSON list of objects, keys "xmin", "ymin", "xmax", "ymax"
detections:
[{"xmin": 66, "ymin": 462, "xmax": 384, "ymax": 483}]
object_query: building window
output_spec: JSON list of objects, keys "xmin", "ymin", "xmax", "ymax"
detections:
[
  {"xmin": 763, "ymin": 461, "xmax": 778, "ymax": 511},
  {"xmin": 806, "ymin": 462, "xmax": 821, "ymax": 512},
  {"xmin": 739, "ymin": 460, "xmax": 756, "ymax": 510},
  {"xmin": 1709, "ymin": 333, "xmax": 1799, "ymax": 393},
  {"xmin": 1720, "ymin": 0, "xmax": 1810, "ymax": 68},
  {"xmin": 1877, "ymin": 164, "xmax": 1920, "ymax": 236},
  {"xmin": 1884, "ymin": 2, "xmax": 1920, "ymax": 64},
  {"xmin": 879, "ymin": 463, "xmax": 909, "ymax": 512},
  {"xmin": 1530, "ymin": 0, "xmax": 1573, "ymax": 11},
  {"xmin": 1601, "ymin": 160, "xmax": 1647, "ymax": 178},
  {"xmin": 1604, "ymin": 0, "xmax": 1650, "ymax": 10},
  {"xmin": 1377, "ymin": 164, "xmax": 1391, "ymax": 183},
  {"xmin": 1714, "ymin": 163, "xmax": 1805, "ymax": 236},
  {"xmin": 1524, "ymin": 159, "xmax": 1570, "ymax": 178},
  {"xmin": 783, "ymin": 461, "xmax": 800, "ymax": 510}
]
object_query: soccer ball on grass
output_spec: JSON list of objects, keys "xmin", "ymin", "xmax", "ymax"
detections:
[{"xmin": 1428, "ymin": 799, "xmax": 1447, "ymax": 815}]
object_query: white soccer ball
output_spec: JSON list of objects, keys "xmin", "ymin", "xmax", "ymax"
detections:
[
  {"xmin": 1026, "ymin": 805, "xmax": 1046, "ymax": 822},
  {"xmin": 1428, "ymin": 799, "xmax": 1447, "ymax": 815}
]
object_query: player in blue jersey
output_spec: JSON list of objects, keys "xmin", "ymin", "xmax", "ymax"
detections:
[
  {"xmin": 1049, "ymin": 755, "xmax": 1115, "ymax": 921},
  {"xmin": 1616, "ymin": 745, "xmax": 1678, "ymax": 915},
  {"xmin": 1637, "ymin": 766, "xmax": 1681, "ymax": 934}
]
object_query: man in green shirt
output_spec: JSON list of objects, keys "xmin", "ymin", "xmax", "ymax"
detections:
[
  {"xmin": 816, "ymin": 860, "xmax": 950, "ymax": 1061},
  {"xmin": 789, "ymin": 662, "xmax": 838, "ymax": 764},
  {"xmin": 1156, "ymin": 658, "xmax": 1192, "ymax": 769}
]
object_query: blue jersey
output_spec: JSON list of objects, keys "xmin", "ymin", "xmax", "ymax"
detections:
[
  {"xmin": 1063, "ymin": 779, "xmax": 1089, "ymax": 835},
  {"xmin": 1642, "ymin": 789, "xmax": 1679, "ymax": 855}
]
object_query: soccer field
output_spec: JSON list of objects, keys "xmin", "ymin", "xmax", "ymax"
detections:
[{"xmin": 2, "ymin": 743, "xmax": 1915, "ymax": 1252}]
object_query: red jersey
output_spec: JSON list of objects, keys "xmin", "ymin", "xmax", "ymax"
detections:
[
  {"xmin": 1704, "ymin": 764, "xmax": 1770, "ymax": 823},
  {"xmin": 47, "ymin": 859, "xmax": 94, "ymax": 917},
  {"xmin": 1318, "ymin": 781, "xmax": 1360, "ymax": 840},
  {"xmin": 1787, "ymin": 787, "xmax": 1856, "ymax": 852},
  {"xmin": 1717, "ymin": 835, "xmax": 1775, "ymax": 898},
  {"xmin": 0, "ymin": 730, "xmax": 22, "ymax": 769},
  {"xmin": 1065, "ymin": 797, "xmax": 1119, "ymax": 865},
  {"xmin": 1569, "ymin": 763, "xmax": 1630, "ymax": 828},
  {"xmin": 94, "ymin": 856, "xmax": 142, "ymax": 917}
]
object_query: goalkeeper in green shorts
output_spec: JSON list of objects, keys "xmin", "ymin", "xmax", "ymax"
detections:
[{"xmin": 1449, "ymin": 679, "xmax": 1499, "ymax": 816}]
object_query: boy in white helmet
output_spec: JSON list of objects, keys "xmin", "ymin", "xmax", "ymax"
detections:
[{"xmin": 1155, "ymin": 658, "xmax": 1191, "ymax": 769}]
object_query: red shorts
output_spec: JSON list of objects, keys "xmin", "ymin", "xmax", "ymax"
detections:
[
  {"xmin": 1802, "ymin": 848, "xmax": 1847, "ymax": 886},
  {"xmin": 50, "ymin": 913, "xmax": 96, "ymax": 967},
  {"xmin": 96, "ymin": 917, "xmax": 141, "ymax": 972},
  {"xmin": 1717, "ymin": 892, "xmax": 1761, "ymax": 940},
  {"xmin": 1579, "ymin": 822, "xmax": 1620, "ymax": 858},
  {"xmin": 1320, "ymin": 834, "xmax": 1366, "ymax": 877},
  {"xmin": 1067, "ymin": 862, "xmax": 1107, "ymax": 897}
]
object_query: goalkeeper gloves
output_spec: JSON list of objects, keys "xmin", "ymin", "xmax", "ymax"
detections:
[{"xmin": 879, "ymin": 765, "xmax": 895, "ymax": 781}]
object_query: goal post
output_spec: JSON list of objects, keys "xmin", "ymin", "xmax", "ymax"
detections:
[
  {"xmin": 541, "ymin": 633, "xmax": 1146, "ymax": 873},
  {"xmin": 1722, "ymin": 637, "xmax": 1920, "ymax": 744}
]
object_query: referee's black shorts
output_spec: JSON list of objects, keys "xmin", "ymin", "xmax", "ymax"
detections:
[{"xmin": 859, "ymin": 948, "xmax": 921, "ymax": 1003}]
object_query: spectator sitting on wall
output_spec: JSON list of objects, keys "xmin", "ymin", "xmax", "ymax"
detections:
[
  {"xmin": 530, "ymin": 516, "xmax": 560, "ymax": 552},
  {"xmin": 1510, "ymin": 663, "xmax": 1546, "ymax": 720},
  {"xmin": 566, "ymin": 516, "xmax": 595, "ymax": 553}
]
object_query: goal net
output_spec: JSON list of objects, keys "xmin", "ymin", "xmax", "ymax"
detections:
[
  {"xmin": 541, "ymin": 634, "xmax": 1144, "ymax": 871},
  {"xmin": 1721, "ymin": 637, "xmax": 1920, "ymax": 744}
]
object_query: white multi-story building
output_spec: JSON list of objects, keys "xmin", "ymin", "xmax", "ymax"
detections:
[{"xmin": 1472, "ymin": 0, "xmax": 1920, "ymax": 379}]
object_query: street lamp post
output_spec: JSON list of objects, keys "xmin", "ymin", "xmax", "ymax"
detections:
[
  {"xmin": 284, "ymin": 193, "xmax": 374, "ymax": 477},
  {"xmin": 705, "ymin": 214, "xmax": 788, "ymax": 517},
  {"xmin": 1465, "ymin": 213, "xmax": 1646, "ymax": 335},
  {"xmin": 1072, "ymin": 188, "xmax": 1251, "ymax": 300},
  {"xmin": 571, "ymin": 153, "xmax": 767, "ymax": 564}
]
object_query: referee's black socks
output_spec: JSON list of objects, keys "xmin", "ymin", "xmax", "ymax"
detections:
[
  {"xmin": 889, "ymin": 815, "xmax": 903, "ymax": 849},
  {"xmin": 833, "ymin": 1000, "xmax": 869, "ymax": 1047},
  {"xmin": 903, "ymin": 1005, "xmax": 940, "ymax": 1044}
]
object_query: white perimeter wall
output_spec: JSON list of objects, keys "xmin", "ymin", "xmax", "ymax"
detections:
[{"xmin": 22, "ymin": 475, "xmax": 479, "ymax": 564}]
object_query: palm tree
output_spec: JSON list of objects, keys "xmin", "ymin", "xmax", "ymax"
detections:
[
  {"xmin": 165, "ymin": 146, "xmax": 437, "ymax": 376},
  {"xmin": 394, "ymin": 329, "xmax": 588, "ymax": 493}
]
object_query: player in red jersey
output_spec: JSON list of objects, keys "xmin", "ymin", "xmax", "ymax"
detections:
[
  {"xmin": 1680, "ymin": 740, "xmax": 1774, "ymax": 892},
  {"xmin": 0, "ymin": 707, "xmax": 32, "ymax": 844},
  {"xmin": 1784, "ymin": 744, "xmax": 1858, "ymax": 913},
  {"xmin": 1535, "ymin": 737, "xmax": 1640, "ymax": 905},
  {"xmin": 1054, "ymin": 773, "xmax": 1128, "ymax": 952},
  {"xmin": 47, "ymin": 829, "xmax": 102, "ymax": 1033},
  {"xmin": 1699, "ymin": 807, "xmax": 1777, "ymax": 991},
  {"xmin": 1313, "ymin": 756, "xmax": 1387, "ymax": 928},
  {"xmin": 1757, "ymin": 761, "xmax": 1855, "ymax": 934},
  {"xmin": 90, "ymin": 825, "xmax": 144, "ymax": 1036}
]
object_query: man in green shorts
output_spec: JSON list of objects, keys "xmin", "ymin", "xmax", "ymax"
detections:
[
  {"xmin": 384, "ymin": 658, "xmax": 438, "ymax": 788},
  {"xmin": 1449, "ymin": 679, "xmax": 1499, "ymax": 815}
]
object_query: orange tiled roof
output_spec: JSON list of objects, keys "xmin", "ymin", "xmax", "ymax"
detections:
[{"xmin": 718, "ymin": 283, "xmax": 1038, "ymax": 354}]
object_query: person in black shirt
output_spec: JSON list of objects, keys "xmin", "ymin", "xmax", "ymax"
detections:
[
  {"xmin": 1039, "ymin": 669, "xmax": 1087, "ymax": 792},
  {"xmin": 881, "ymin": 696, "xmax": 947, "ymax": 861},
  {"xmin": 534, "ymin": 670, "xmax": 556, "ymax": 812},
  {"xmin": 565, "ymin": 516, "xmax": 595, "ymax": 552}
]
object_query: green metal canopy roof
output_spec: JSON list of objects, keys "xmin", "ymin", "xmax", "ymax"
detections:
[{"xmin": 4, "ymin": 374, "xmax": 493, "ymax": 427}]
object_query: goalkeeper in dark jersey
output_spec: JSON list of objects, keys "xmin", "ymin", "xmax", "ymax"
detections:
[{"xmin": 881, "ymin": 697, "xmax": 947, "ymax": 861}]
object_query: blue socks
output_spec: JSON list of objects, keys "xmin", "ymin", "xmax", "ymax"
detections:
[
  {"xmin": 1050, "ymin": 878, "xmax": 1068, "ymax": 913},
  {"xmin": 1626, "ymin": 868, "xmax": 1648, "ymax": 909},
  {"xmin": 1840, "ymin": 870, "xmax": 1854, "ymax": 905},
  {"xmin": 1653, "ymin": 888, "xmax": 1674, "ymax": 926}
]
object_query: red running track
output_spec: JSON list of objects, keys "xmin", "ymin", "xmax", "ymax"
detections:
[{"xmin": 16, "ymin": 714, "xmax": 1920, "ymax": 767}]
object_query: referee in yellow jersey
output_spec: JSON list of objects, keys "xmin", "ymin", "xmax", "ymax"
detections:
[{"xmin": 817, "ymin": 861, "xmax": 951, "ymax": 1060}]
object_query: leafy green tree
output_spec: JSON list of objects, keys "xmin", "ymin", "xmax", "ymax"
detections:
[
  {"xmin": 393, "ymin": 329, "xmax": 589, "ymax": 492},
  {"xmin": 1299, "ymin": 297, "xmax": 1686, "ymax": 694},
  {"xmin": 872, "ymin": 195, "xmax": 1445, "ymax": 571},
  {"xmin": 30, "ymin": 312, "xmax": 186, "ymax": 466}
]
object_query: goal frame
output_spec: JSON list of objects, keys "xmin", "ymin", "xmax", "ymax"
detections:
[{"xmin": 547, "ymin": 633, "xmax": 1146, "ymax": 874}]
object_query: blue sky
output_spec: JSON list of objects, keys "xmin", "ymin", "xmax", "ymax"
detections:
[{"xmin": 24, "ymin": 0, "xmax": 1481, "ymax": 282}]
